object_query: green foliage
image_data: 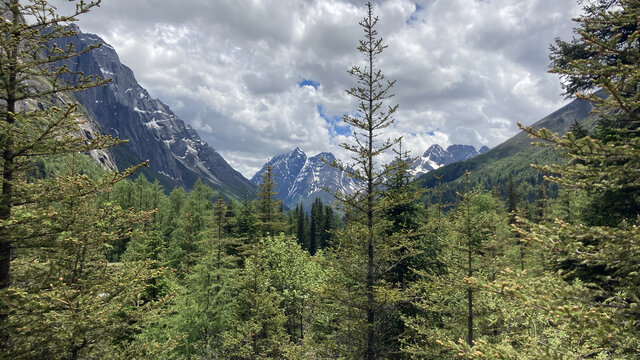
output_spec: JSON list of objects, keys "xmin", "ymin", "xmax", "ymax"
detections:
[
  {"xmin": 4, "ymin": 160, "xmax": 169, "ymax": 359},
  {"xmin": 4, "ymin": 1, "xmax": 640, "ymax": 359},
  {"xmin": 403, "ymin": 185, "xmax": 510, "ymax": 358},
  {"xmin": 256, "ymin": 165, "xmax": 286, "ymax": 237},
  {"xmin": 220, "ymin": 235, "xmax": 324, "ymax": 359},
  {"xmin": 448, "ymin": 1, "xmax": 640, "ymax": 357},
  {"xmin": 288, "ymin": 198, "xmax": 338, "ymax": 255},
  {"xmin": 0, "ymin": 1, "xmax": 174, "ymax": 356},
  {"xmin": 233, "ymin": 195, "xmax": 258, "ymax": 241},
  {"xmin": 321, "ymin": 3, "xmax": 432, "ymax": 358}
]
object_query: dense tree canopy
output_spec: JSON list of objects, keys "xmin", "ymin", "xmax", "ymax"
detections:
[{"xmin": 2, "ymin": 1, "xmax": 639, "ymax": 359}]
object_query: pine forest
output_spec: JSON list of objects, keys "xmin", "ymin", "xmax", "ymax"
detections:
[{"xmin": 1, "ymin": 0, "xmax": 639, "ymax": 359}]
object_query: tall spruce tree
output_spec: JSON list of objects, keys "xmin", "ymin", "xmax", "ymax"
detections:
[
  {"xmin": 294, "ymin": 202, "xmax": 309, "ymax": 250},
  {"xmin": 309, "ymin": 198, "xmax": 323, "ymax": 255},
  {"xmin": 325, "ymin": 3, "xmax": 420, "ymax": 358}
]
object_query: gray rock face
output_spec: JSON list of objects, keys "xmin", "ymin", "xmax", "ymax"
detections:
[
  {"xmin": 409, "ymin": 144, "xmax": 488, "ymax": 179},
  {"xmin": 252, "ymin": 148, "xmax": 360, "ymax": 208},
  {"xmin": 56, "ymin": 28, "xmax": 256, "ymax": 198},
  {"xmin": 447, "ymin": 144, "xmax": 480, "ymax": 163},
  {"xmin": 18, "ymin": 74, "xmax": 118, "ymax": 172}
]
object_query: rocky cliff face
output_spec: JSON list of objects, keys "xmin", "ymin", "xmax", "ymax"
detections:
[
  {"xmin": 56, "ymin": 28, "xmax": 256, "ymax": 198},
  {"xmin": 409, "ymin": 144, "xmax": 489, "ymax": 179},
  {"xmin": 18, "ymin": 73, "xmax": 118, "ymax": 172},
  {"xmin": 251, "ymin": 148, "xmax": 360, "ymax": 208}
]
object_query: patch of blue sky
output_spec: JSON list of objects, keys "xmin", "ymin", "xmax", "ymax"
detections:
[
  {"xmin": 406, "ymin": 3, "xmax": 424, "ymax": 25},
  {"xmin": 317, "ymin": 105, "xmax": 351, "ymax": 137},
  {"xmin": 410, "ymin": 131, "xmax": 435, "ymax": 136},
  {"xmin": 298, "ymin": 79, "xmax": 320, "ymax": 90}
]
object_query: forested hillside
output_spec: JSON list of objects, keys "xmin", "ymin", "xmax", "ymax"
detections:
[
  {"xmin": 418, "ymin": 97, "xmax": 597, "ymax": 205},
  {"xmin": 1, "ymin": 1, "xmax": 638, "ymax": 359}
]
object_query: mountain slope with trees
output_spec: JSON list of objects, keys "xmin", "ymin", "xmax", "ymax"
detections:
[{"xmin": 417, "ymin": 96, "xmax": 597, "ymax": 203}]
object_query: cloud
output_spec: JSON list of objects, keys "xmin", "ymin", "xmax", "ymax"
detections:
[{"xmin": 67, "ymin": 0, "xmax": 583, "ymax": 177}]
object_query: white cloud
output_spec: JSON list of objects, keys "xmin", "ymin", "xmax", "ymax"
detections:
[{"xmin": 68, "ymin": 0, "xmax": 583, "ymax": 178}]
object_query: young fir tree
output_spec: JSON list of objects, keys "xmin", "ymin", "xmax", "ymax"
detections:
[
  {"xmin": 294, "ymin": 202, "xmax": 310, "ymax": 250},
  {"xmin": 8, "ymin": 166, "xmax": 169, "ymax": 359},
  {"xmin": 221, "ymin": 239, "xmax": 290, "ymax": 359},
  {"xmin": 233, "ymin": 195, "xmax": 257, "ymax": 242},
  {"xmin": 160, "ymin": 195, "xmax": 241, "ymax": 359},
  {"xmin": 320, "ymin": 205, "xmax": 336, "ymax": 249},
  {"xmin": 403, "ymin": 178, "xmax": 510, "ymax": 359},
  {"xmin": 165, "ymin": 179, "xmax": 215, "ymax": 276},
  {"xmin": 309, "ymin": 198, "xmax": 323, "ymax": 255},
  {"xmin": 323, "ymin": 3, "xmax": 421, "ymax": 358}
]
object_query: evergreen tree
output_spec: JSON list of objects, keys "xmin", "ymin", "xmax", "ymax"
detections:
[
  {"xmin": 309, "ymin": 198, "xmax": 324, "ymax": 255},
  {"xmin": 534, "ymin": 184, "xmax": 548, "ymax": 224},
  {"xmin": 223, "ymin": 198, "xmax": 237, "ymax": 234},
  {"xmin": 221, "ymin": 242, "xmax": 290, "ymax": 359},
  {"xmin": 256, "ymin": 165, "xmax": 285, "ymax": 236},
  {"xmin": 295, "ymin": 202, "xmax": 310, "ymax": 251},
  {"xmin": 404, "ymin": 182, "xmax": 510, "ymax": 358},
  {"xmin": 5, "ymin": 156, "xmax": 169, "ymax": 359},
  {"xmin": 164, "ymin": 196, "xmax": 241, "ymax": 359},
  {"xmin": 325, "ymin": 3, "xmax": 420, "ymax": 358},
  {"xmin": 0, "ymin": 1, "xmax": 167, "ymax": 354},
  {"xmin": 234, "ymin": 195, "xmax": 257, "ymax": 242},
  {"xmin": 319, "ymin": 205, "xmax": 336, "ymax": 250},
  {"xmin": 453, "ymin": 1, "xmax": 640, "ymax": 357},
  {"xmin": 505, "ymin": 173, "xmax": 519, "ymax": 225},
  {"xmin": 165, "ymin": 179, "xmax": 214, "ymax": 275},
  {"xmin": 550, "ymin": 0, "xmax": 640, "ymax": 227}
]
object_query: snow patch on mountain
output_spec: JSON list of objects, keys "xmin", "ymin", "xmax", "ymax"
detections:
[
  {"xmin": 409, "ymin": 144, "xmax": 489, "ymax": 179},
  {"xmin": 252, "ymin": 148, "xmax": 360, "ymax": 208}
]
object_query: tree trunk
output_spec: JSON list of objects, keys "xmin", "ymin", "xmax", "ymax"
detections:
[{"xmin": 0, "ymin": 5, "xmax": 18, "ymax": 345}]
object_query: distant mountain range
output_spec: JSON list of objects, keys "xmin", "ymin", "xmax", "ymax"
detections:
[
  {"xmin": 58, "ymin": 27, "xmax": 257, "ymax": 199},
  {"xmin": 253, "ymin": 144, "xmax": 488, "ymax": 208},
  {"xmin": 251, "ymin": 148, "xmax": 360, "ymax": 209},
  {"xmin": 57, "ymin": 27, "xmax": 592, "ymax": 205}
]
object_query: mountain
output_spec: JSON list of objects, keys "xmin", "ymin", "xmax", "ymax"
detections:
[
  {"xmin": 22, "ymin": 73, "xmax": 119, "ymax": 173},
  {"xmin": 409, "ymin": 144, "xmax": 489, "ymax": 179},
  {"xmin": 251, "ymin": 148, "xmax": 360, "ymax": 208},
  {"xmin": 417, "ymin": 97, "xmax": 597, "ymax": 204},
  {"xmin": 56, "ymin": 27, "xmax": 257, "ymax": 199}
]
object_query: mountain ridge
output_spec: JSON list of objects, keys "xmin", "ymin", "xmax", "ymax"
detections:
[
  {"xmin": 417, "ymin": 97, "xmax": 597, "ymax": 203},
  {"xmin": 410, "ymin": 144, "xmax": 489, "ymax": 179},
  {"xmin": 251, "ymin": 148, "xmax": 360, "ymax": 209},
  {"xmin": 253, "ymin": 143, "xmax": 488, "ymax": 209},
  {"xmin": 58, "ymin": 28, "xmax": 257, "ymax": 199}
]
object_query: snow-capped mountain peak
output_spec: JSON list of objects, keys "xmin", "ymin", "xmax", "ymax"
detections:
[
  {"xmin": 409, "ymin": 144, "xmax": 489, "ymax": 179},
  {"xmin": 251, "ymin": 149, "xmax": 358, "ymax": 208}
]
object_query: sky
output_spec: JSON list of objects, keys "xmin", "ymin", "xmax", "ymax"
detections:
[{"xmin": 66, "ymin": 0, "xmax": 584, "ymax": 178}]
